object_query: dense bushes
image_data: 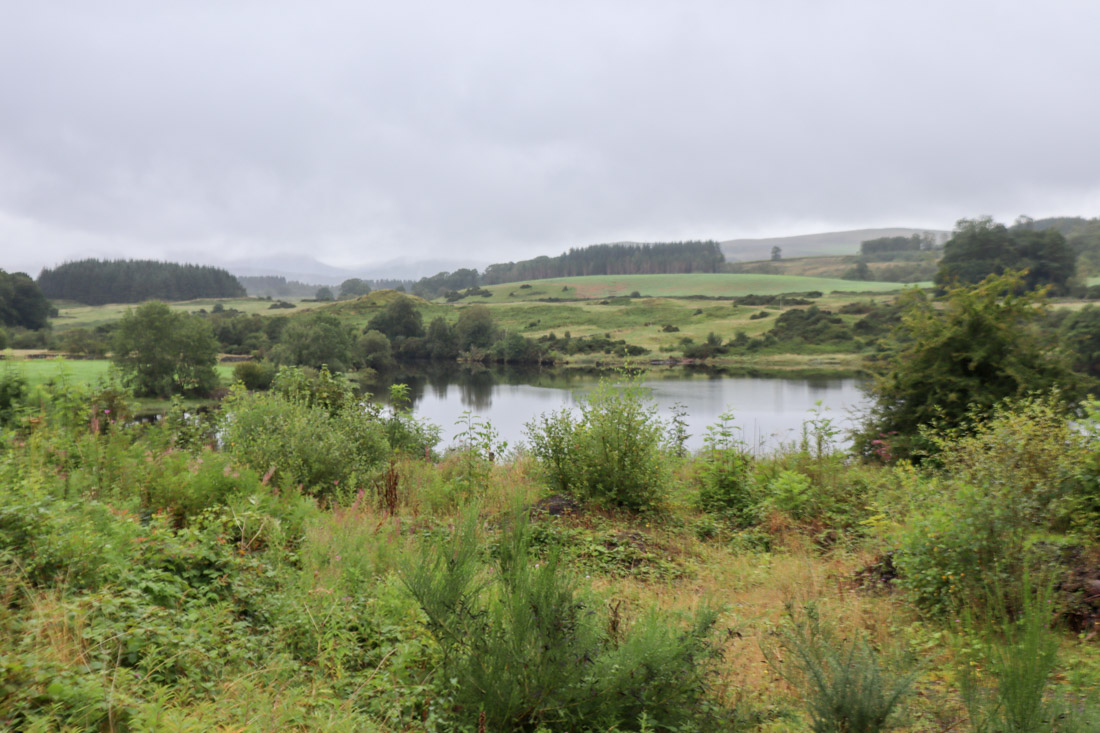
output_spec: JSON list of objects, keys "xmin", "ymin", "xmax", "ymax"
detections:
[
  {"xmin": 887, "ymin": 396, "xmax": 1094, "ymax": 616},
  {"xmin": 857, "ymin": 273, "xmax": 1081, "ymax": 459},
  {"xmin": 220, "ymin": 383, "xmax": 389, "ymax": 498},
  {"xmin": 767, "ymin": 306, "xmax": 854, "ymax": 345},
  {"xmin": 526, "ymin": 379, "xmax": 669, "ymax": 511}
]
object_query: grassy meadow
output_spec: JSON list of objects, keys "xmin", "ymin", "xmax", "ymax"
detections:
[
  {"xmin": 477, "ymin": 272, "xmax": 912, "ymax": 301},
  {"xmin": 51, "ymin": 296, "xmax": 323, "ymax": 333}
]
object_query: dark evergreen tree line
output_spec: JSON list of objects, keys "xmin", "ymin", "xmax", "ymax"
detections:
[
  {"xmin": 480, "ymin": 241, "xmax": 724, "ymax": 286},
  {"xmin": 38, "ymin": 259, "xmax": 246, "ymax": 305},
  {"xmin": 238, "ymin": 276, "xmax": 322, "ymax": 298},
  {"xmin": 405, "ymin": 242, "xmax": 724, "ymax": 299},
  {"xmin": 411, "ymin": 268, "xmax": 480, "ymax": 298},
  {"xmin": 860, "ymin": 233, "xmax": 938, "ymax": 258}
]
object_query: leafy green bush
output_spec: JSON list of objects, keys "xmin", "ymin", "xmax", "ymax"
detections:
[
  {"xmin": 221, "ymin": 385, "xmax": 389, "ymax": 498},
  {"xmin": 376, "ymin": 383, "xmax": 441, "ymax": 457},
  {"xmin": 893, "ymin": 482, "xmax": 1023, "ymax": 617},
  {"xmin": 526, "ymin": 379, "xmax": 669, "ymax": 512},
  {"xmin": 232, "ymin": 360, "xmax": 275, "ymax": 391},
  {"xmin": 925, "ymin": 395, "xmax": 1083, "ymax": 528},
  {"xmin": 271, "ymin": 364, "xmax": 357, "ymax": 415},
  {"xmin": 0, "ymin": 482, "xmax": 139, "ymax": 591},
  {"xmin": 696, "ymin": 411, "xmax": 758, "ymax": 521},
  {"xmin": 142, "ymin": 449, "xmax": 264, "ymax": 525},
  {"xmin": 402, "ymin": 513, "xmax": 723, "ymax": 731},
  {"xmin": 892, "ymin": 397, "xmax": 1092, "ymax": 616},
  {"xmin": 769, "ymin": 603, "xmax": 914, "ymax": 733}
]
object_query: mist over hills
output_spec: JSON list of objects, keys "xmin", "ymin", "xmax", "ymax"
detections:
[
  {"xmin": 218, "ymin": 256, "xmax": 490, "ymax": 287},
  {"xmin": 204, "ymin": 228, "xmax": 954, "ymax": 288}
]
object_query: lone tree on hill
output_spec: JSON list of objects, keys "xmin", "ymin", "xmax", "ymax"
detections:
[
  {"xmin": 338, "ymin": 278, "xmax": 372, "ymax": 299},
  {"xmin": 112, "ymin": 301, "xmax": 220, "ymax": 398}
]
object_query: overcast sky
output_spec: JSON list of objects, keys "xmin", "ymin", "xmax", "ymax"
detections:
[{"xmin": 2, "ymin": 0, "xmax": 1099, "ymax": 276}]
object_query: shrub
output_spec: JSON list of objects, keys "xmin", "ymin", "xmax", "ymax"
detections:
[
  {"xmin": 143, "ymin": 449, "xmax": 264, "ymax": 525},
  {"xmin": 232, "ymin": 360, "xmax": 275, "ymax": 391},
  {"xmin": 402, "ymin": 513, "xmax": 723, "ymax": 731},
  {"xmin": 766, "ymin": 470, "xmax": 814, "ymax": 519},
  {"xmin": 957, "ymin": 575, "xmax": 1066, "ymax": 733},
  {"xmin": 768, "ymin": 603, "xmax": 914, "ymax": 733},
  {"xmin": 893, "ymin": 482, "xmax": 1025, "ymax": 617},
  {"xmin": 0, "ymin": 370, "xmax": 27, "ymax": 427},
  {"xmin": 696, "ymin": 411, "xmax": 758, "ymax": 522},
  {"xmin": 768, "ymin": 306, "xmax": 853, "ymax": 345},
  {"xmin": 526, "ymin": 378, "xmax": 669, "ymax": 511},
  {"xmin": 924, "ymin": 395, "xmax": 1083, "ymax": 529},
  {"xmin": 220, "ymin": 385, "xmax": 389, "ymax": 498}
]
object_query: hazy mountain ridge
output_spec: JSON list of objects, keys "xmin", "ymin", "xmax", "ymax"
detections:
[{"xmin": 218, "ymin": 256, "xmax": 489, "ymax": 286}]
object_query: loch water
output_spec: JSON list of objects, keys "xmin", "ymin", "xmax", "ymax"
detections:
[{"xmin": 363, "ymin": 364, "xmax": 870, "ymax": 454}]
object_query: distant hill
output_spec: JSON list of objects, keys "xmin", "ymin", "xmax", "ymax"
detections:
[
  {"xmin": 721, "ymin": 228, "xmax": 950, "ymax": 261},
  {"xmin": 219, "ymin": 255, "xmax": 490, "ymax": 286}
]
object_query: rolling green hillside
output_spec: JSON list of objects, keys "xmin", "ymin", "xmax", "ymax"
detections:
[{"xmin": 478, "ymin": 273, "xmax": 919, "ymax": 302}]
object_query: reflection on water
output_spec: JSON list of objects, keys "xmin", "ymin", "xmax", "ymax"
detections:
[{"xmin": 363, "ymin": 364, "xmax": 869, "ymax": 453}]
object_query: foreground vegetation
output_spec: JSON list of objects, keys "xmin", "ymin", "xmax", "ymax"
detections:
[{"xmin": 2, "ymin": 362, "xmax": 1100, "ymax": 731}]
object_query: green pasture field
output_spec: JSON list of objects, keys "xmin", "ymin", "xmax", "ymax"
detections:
[
  {"xmin": 51, "ymin": 297, "xmax": 322, "ymax": 332},
  {"xmin": 474, "ymin": 273, "xmax": 920, "ymax": 302},
  {"xmin": 0, "ymin": 356, "xmax": 236, "ymax": 392}
]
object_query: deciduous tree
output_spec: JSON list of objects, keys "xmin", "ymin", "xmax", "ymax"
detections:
[
  {"xmin": 112, "ymin": 302, "xmax": 219, "ymax": 397},
  {"xmin": 858, "ymin": 272, "xmax": 1080, "ymax": 458}
]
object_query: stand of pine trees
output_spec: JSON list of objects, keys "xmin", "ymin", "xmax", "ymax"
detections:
[{"xmin": 38, "ymin": 259, "xmax": 246, "ymax": 305}]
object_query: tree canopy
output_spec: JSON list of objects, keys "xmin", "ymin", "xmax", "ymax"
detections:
[
  {"xmin": 366, "ymin": 296, "xmax": 425, "ymax": 341},
  {"xmin": 858, "ymin": 272, "xmax": 1080, "ymax": 458},
  {"xmin": 0, "ymin": 270, "xmax": 52, "ymax": 330},
  {"xmin": 338, "ymin": 278, "xmax": 372, "ymax": 299},
  {"xmin": 271, "ymin": 312, "xmax": 358, "ymax": 372},
  {"xmin": 112, "ymin": 302, "xmax": 220, "ymax": 397},
  {"xmin": 38, "ymin": 259, "xmax": 245, "ymax": 305},
  {"xmin": 935, "ymin": 217, "xmax": 1076, "ymax": 294}
]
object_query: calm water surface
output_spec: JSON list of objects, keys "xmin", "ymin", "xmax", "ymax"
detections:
[{"xmin": 367, "ymin": 365, "xmax": 869, "ymax": 453}]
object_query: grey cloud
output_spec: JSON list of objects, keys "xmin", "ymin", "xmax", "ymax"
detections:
[{"xmin": 2, "ymin": 0, "xmax": 1099, "ymax": 275}]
